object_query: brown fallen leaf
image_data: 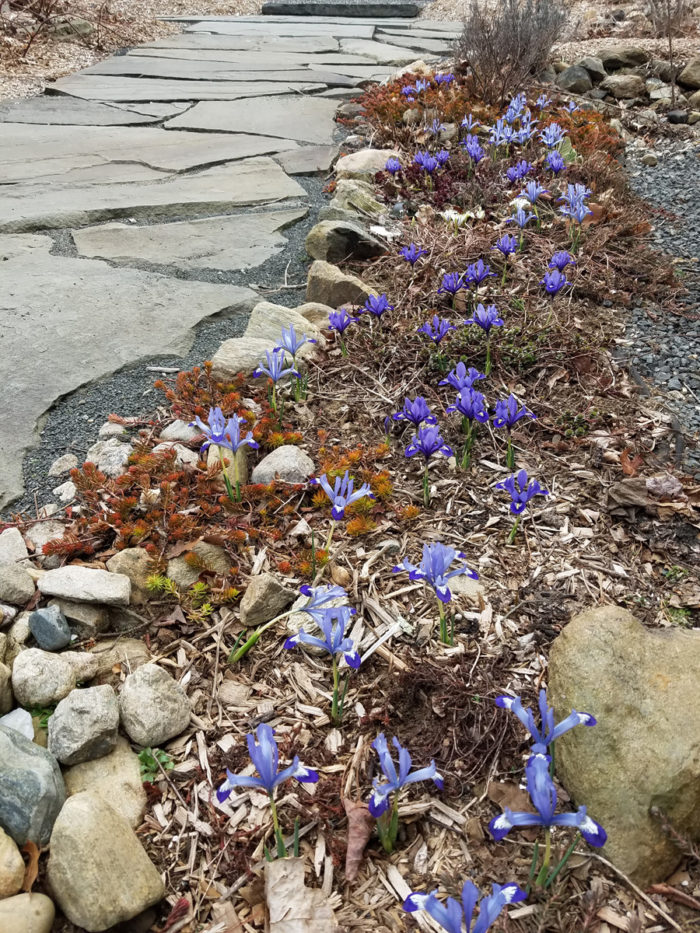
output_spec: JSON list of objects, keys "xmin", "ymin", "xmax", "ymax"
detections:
[
  {"xmin": 210, "ymin": 900, "xmax": 244, "ymax": 932},
  {"xmin": 620, "ymin": 448, "xmax": 644, "ymax": 477},
  {"xmin": 343, "ymin": 798, "xmax": 374, "ymax": 882},
  {"xmin": 265, "ymin": 857, "xmax": 337, "ymax": 932},
  {"xmin": 21, "ymin": 841, "xmax": 39, "ymax": 892}
]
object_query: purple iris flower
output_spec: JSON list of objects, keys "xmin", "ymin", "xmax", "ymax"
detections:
[
  {"xmin": 392, "ymin": 541, "xmax": 478, "ymax": 603},
  {"xmin": 400, "ymin": 243, "xmax": 428, "ymax": 265},
  {"xmin": 536, "ymin": 92, "xmax": 552, "ymax": 109},
  {"xmin": 464, "ymin": 303, "xmax": 503, "ymax": 334},
  {"xmin": 506, "ymin": 206, "xmax": 536, "ymax": 229},
  {"xmin": 549, "ymin": 250, "xmax": 575, "ymax": 272},
  {"xmin": 439, "ymin": 362, "xmax": 485, "ymax": 391},
  {"xmin": 312, "ymin": 469, "xmax": 374, "ymax": 520},
  {"xmin": 328, "ymin": 308, "xmax": 356, "ymax": 334},
  {"xmin": 546, "ymin": 150, "xmax": 566, "ymax": 174},
  {"xmin": 415, "ymin": 152, "xmax": 439, "ymax": 174},
  {"xmin": 490, "ymin": 117, "xmax": 516, "ymax": 146},
  {"xmin": 414, "ymin": 78, "xmax": 430, "ymax": 93},
  {"xmin": 392, "ymin": 396, "xmax": 437, "ymax": 427},
  {"xmin": 540, "ymin": 123, "xmax": 565, "ymax": 147},
  {"xmin": 274, "ymin": 324, "xmax": 316, "ymax": 359},
  {"xmin": 505, "ymin": 160, "xmax": 532, "ymax": 183},
  {"xmin": 435, "ymin": 149, "xmax": 451, "ymax": 166},
  {"xmin": 495, "ymin": 468, "xmax": 548, "ymax": 514},
  {"xmin": 489, "ymin": 753, "xmax": 606, "ymax": 847},
  {"xmin": 520, "ymin": 180, "xmax": 548, "ymax": 204},
  {"xmin": 461, "ymin": 113, "xmax": 480, "ymax": 131},
  {"xmin": 298, "ymin": 583, "xmax": 353, "ymax": 625},
  {"xmin": 401, "ymin": 85, "xmax": 416, "ymax": 98},
  {"xmin": 493, "ymin": 233, "xmax": 518, "ymax": 257},
  {"xmin": 462, "ymin": 134, "xmax": 484, "ymax": 163},
  {"xmin": 516, "ymin": 115, "xmax": 537, "ymax": 143},
  {"xmin": 216, "ymin": 723, "xmax": 318, "ymax": 802},
  {"xmin": 437, "ymin": 272, "xmax": 466, "ymax": 297},
  {"xmin": 252, "ymin": 348, "xmax": 299, "ymax": 384},
  {"xmin": 464, "ymin": 258, "xmax": 495, "ymax": 286},
  {"xmin": 417, "ymin": 314, "xmax": 457, "ymax": 345},
  {"xmin": 492, "ymin": 395, "xmax": 535, "ymax": 430},
  {"xmin": 446, "ymin": 387, "xmax": 489, "ymax": 423},
  {"xmin": 385, "ymin": 157, "xmax": 401, "ymax": 175},
  {"xmin": 434, "ymin": 72, "xmax": 455, "ymax": 85},
  {"xmin": 505, "ymin": 92, "xmax": 527, "ymax": 120},
  {"xmin": 189, "ymin": 407, "xmax": 256, "ymax": 455},
  {"xmin": 368, "ymin": 734, "xmax": 443, "ymax": 817},
  {"xmin": 360, "ymin": 293, "xmax": 394, "ymax": 318},
  {"xmin": 405, "ymin": 425, "xmax": 453, "ymax": 462},
  {"xmin": 541, "ymin": 268, "xmax": 568, "ymax": 295},
  {"xmin": 559, "ymin": 199, "xmax": 592, "ymax": 224},
  {"xmin": 496, "ymin": 688, "xmax": 596, "ymax": 754},
  {"xmin": 565, "ymin": 100, "xmax": 578, "ymax": 113},
  {"xmin": 563, "ymin": 182, "xmax": 592, "ymax": 201},
  {"xmin": 284, "ymin": 605, "xmax": 360, "ymax": 669},
  {"xmin": 429, "ymin": 117, "xmax": 446, "ymax": 136},
  {"xmin": 404, "ymin": 881, "xmax": 527, "ymax": 933}
]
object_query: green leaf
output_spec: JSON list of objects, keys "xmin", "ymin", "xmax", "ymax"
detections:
[{"xmin": 558, "ymin": 136, "xmax": 578, "ymax": 164}]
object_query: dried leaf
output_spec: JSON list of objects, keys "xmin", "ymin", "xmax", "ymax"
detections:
[
  {"xmin": 343, "ymin": 798, "xmax": 374, "ymax": 882},
  {"xmin": 165, "ymin": 538, "xmax": 201, "ymax": 559},
  {"xmin": 21, "ymin": 841, "xmax": 38, "ymax": 892},
  {"xmin": 209, "ymin": 900, "xmax": 244, "ymax": 932},
  {"xmin": 620, "ymin": 448, "xmax": 644, "ymax": 477},
  {"xmin": 265, "ymin": 857, "xmax": 337, "ymax": 932}
]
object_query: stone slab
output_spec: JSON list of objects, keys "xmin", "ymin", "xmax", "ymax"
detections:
[
  {"xmin": 337, "ymin": 37, "xmax": 423, "ymax": 63},
  {"xmin": 72, "ymin": 207, "xmax": 308, "ymax": 271},
  {"xmin": 0, "ymin": 124, "xmax": 304, "ymax": 184},
  {"xmin": 308, "ymin": 62, "xmax": 394, "ymax": 78},
  {"xmin": 165, "ymin": 14, "xmax": 419, "ymax": 23},
  {"xmin": 139, "ymin": 34, "xmax": 340, "ymax": 52},
  {"xmin": 185, "ymin": 21, "xmax": 376, "ymax": 37},
  {"xmin": 0, "ymin": 234, "xmax": 258, "ymax": 509},
  {"xmin": 262, "ymin": 0, "xmax": 422, "ymax": 15},
  {"xmin": 166, "ymin": 95, "xmax": 338, "ymax": 144},
  {"xmin": 48, "ymin": 76, "xmax": 324, "ymax": 102},
  {"xmin": 0, "ymin": 96, "xmax": 188, "ymax": 126},
  {"xmin": 127, "ymin": 49, "xmax": 380, "ymax": 65},
  {"xmin": 375, "ymin": 31, "xmax": 449, "ymax": 53},
  {"xmin": 0, "ymin": 157, "xmax": 306, "ymax": 232},
  {"xmin": 273, "ymin": 144, "xmax": 338, "ymax": 174}
]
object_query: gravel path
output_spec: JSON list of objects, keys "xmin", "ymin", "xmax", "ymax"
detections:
[{"xmin": 620, "ymin": 138, "xmax": 700, "ymax": 478}]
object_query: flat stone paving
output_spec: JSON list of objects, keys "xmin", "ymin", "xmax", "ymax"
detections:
[{"xmin": 0, "ymin": 13, "xmax": 457, "ymax": 510}]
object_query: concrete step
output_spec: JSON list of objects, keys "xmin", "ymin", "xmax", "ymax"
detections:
[{"xmin": 261, "ymin": 0, "xmax": 424, "ymax": 18}]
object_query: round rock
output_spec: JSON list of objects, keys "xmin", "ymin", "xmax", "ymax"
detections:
[
  {"xmin": 28, "ymin": 605, "xmax": 72, "ymax": 651},
  {"xmin": 251, "ymin": 445, "xmax": 315, "ymax": 485},
  {"xmin": 63, "ymin": 735, "xmax": 147, "ymax": 828},
  {"xmin": 10, "ymin": 648, "xmax": 97, "ymax": 707},
  {"xmin": 0, "ymin": 826, "xmax": 25, "ymax": 898},
  {"xmin": 119, "ymin": 663, "xmax": 190, "ymax": 747},
  {"xmin": 48, "ymin": 685, "xmax": 119, "ymax": 765},
  {"xmin": 0, "ymin": 565, "xmax": 35, "ymax": 606},
  {"xmin": 0, "ymin": 893, "xmax": 55, "ymax": 933}
]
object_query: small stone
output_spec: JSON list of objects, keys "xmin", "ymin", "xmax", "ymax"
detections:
[
  {"xmin": 251, "ymin": 445, "xmax": 314, "ymax": 485},
  {"xmin": 47, "ymin": 792, "xmax": 164, "ymax": 931},
  {"xmin": 52, "ymin": 480, "xmax": 76, "ymax": 503},
  {"xmin": 306, "ymin": 260, "xmax": 374, "ymax": 307},
  {"xmin": 294, "ymin": 301, "xmax": 334, "ymax": 330},
  {"xmin": 598, "ymin": 45, "xmax": 650, "ymax": 70},
  {"xmin": 0, "ymin": 662, "xmax": 11, "ymax": 715},
  {"xmin": 678, "ymin": 58, "xmax": 700, "ymax": 90},
  {"xmin": 0, "ymin": 708, "xmax": 33, "ymax": 740},
  {"xmin": 11, "ymin": 648, "xmax": 97, "ymax": 707},
  {"xmin": 90, "ymin": 637, "xmax": 151, "ymax": 686},
  {"xmin": 335, "ymin": 148, "xmax": 399, "ymax": 179},
  {"xmin": 48, "ymin": 685, "xmax": 119, "ymax": 765},
  {"xmin": 98, "ymin": 421, "xmax": 127, "ymax": 439},
  {"xmin": 47, "ymin": 453, "xmax": 78, "ymax": 477},
  {"xmin": 23, "ymin": 520, "xmax": 66, "ymax": 557},
  {"xmin": 305, "ymin": 220, "xmax": 385, "ymax": 263},
  {"xmin": 0, "ymin": 826, "xmax": 25, "ymax": 898},
  {"xmin": 0, "ymin": 724, "xmax": 66, "ymax": 845},
  {"xmin": 239, "ymin": 573, "xmax": 295, "ymax": 627},
  {"xmin": 84, "ymin": 437, "xmax": 133, "ymax": 478},
  {"xmin": 38, "ymin": 565, "xmax": 131, "ymax": 606},
  {"xmin": 63, "ymin": 735, "xmax": 146, "ymax": 828},
  {"xmin": 667, "ymin": 109, "xmax": 689, "ymax": 124},
  {"xmin": 641, "ymin": 153, "xmax": 658, "ymax": 166},
  {"xmin": 688, "ymin": 110, "xmax": 700, "ymax": 124},
  {"xmin": 687, "ymin": 89, "xmax": 700, "ymax": 108},
  {"xmin": 28, "ymin": 605, "xmax": 72, "ymax": 651},
  {"xmin": 244, "ymin": 301, "xmax": 324, "ymax": 352},
  {"xmin": 0, "ymin": 528, "xmax": 29, "ymax": 564},
  {"xmin": 320, "ymin": 179, "xmax": 384, "ymax": 221},
  {"xmin": 167, "ymin": 540, "xmax": 231, "ymax": 589},
  {"xmin": 556, "ymin": 64, "xmax": 593, "ymax": 94},
  {"xmin": 210, "ymin": 335, "xmax": 280, "ymax": 383},
  {"xmin": 159, "ymin": 419, "xmax": 201, "ymax": 443},
  {"xmin": 0, "ymin": 565, "xmax": 35, "ymax": 606},
  {"xmin": 49, "ymin": 599, "xmax": 109, "ymax": 638},
  {"xmin": 600, "ymin": 73, "xmax": 646, "ymax": 99},
  {"xmin": 119, "ymin": 664, "xmax": 190, "ymax": 747},
  {"xmin": 106, "ymin": 548, "xmax": 153, "ymax": 605},
  {"xmin": 151, "ymin": 441, "xmax": 200, "ymax": 468},
  {"xmin": 577, "ymin": 55, "xmax": 606, "ymax": 82},
  {"xmin": 0, "ymin": 893, "xmax": 55, "ymax": 933}
]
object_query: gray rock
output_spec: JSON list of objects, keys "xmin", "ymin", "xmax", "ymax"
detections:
[
  {"xmin": 38, "ymin": 566, "xmax": 131, "ymax": 606},
  {"xmin": 240, "ymin": 573, "xmax": 295, "ymax": 627},
  {"xmin": 295, "ymin": 301, "xmax": 335, "ymax": 330},
  {"xmin": 0, "ymin": 724, "xmax": 66, "ymax": 845},
  {"xmin": 244, "ymin": 301, "xmax": 324, "ymax": 351},
  {"xmin": 24, "ymin": 521, "xmax": 66, "ymax": 557},
  {"xmin": 0, "ymin": 893, "xmax": 55, "ymax": 933},
  {"xmin": 210, "ymin": 336, "xmax": 282, "ymax": 383},
  {"xmin": 262, "ymin": 0, "xmax": 422, "ymax": 14},
  {"xmin": 678, "ymin": 58, "xmax": 700, "ymax": 89},
  {"xmin": 601, "ymin": 73, "xmax": 647, "ymax": 99},
  {"xmin": 119, "ymin": 664, "xmax": 190, "ymax": 746},
  {"xmin": 556, "ymin": 65, "xmax": 593, "ymax": 94},
  {"xmin": 52, "ymin": 480, "xmax": 77, "ymax": 503},
  {"xmin": 49, "ymin": 599, "xmax": 109, "ymax": 638},
  {"xmin": 159, "ymin": 419, "xmax": 201, "ymax": 443},
  {"xmin": 251, "ymin": 445, "xmax": 315, "ymax": 485},
  {"xmin": 0, "ymin": 95, "xmax": 185, "ymax": 126},
  {"xmin": 47, "ymin": 792, "xmax": 164, "ymax": 931},
  {"xmin": 151, "ymin": 441, "xmax": 200, "ymax": 468},
  {"xmin": 335, "ymin": 147, "xmax": 400, "ymax": 179},
  {"xmin": 641, "ymin": 153, "xmax": 658, "ymax": 166},
  {"xmin": 84, "ymin": 437, "xmax": 133, "ymax": 478},
  {"xmin": 47, "ymin": 453, "xmax": 78, "ymax": 477},
  {"xmin": 11, "ymin": 648, "xmax": 97, "ymax": 707},
  {"xmin": 0, "ymin": 826, "xmax": 25, "ymax": 898},
  {"xmin": 0, "ymin": 565, "xmax": 35, "ymax": 606},
  {"xmin": 667, "ymin": 109, "xmax": 689, "ymax": 124},
  {"xmin": 577, "ymin": 55, "xmax": 606, "ymax": 82},
  {"xmin": 105, "ymin": 548, "xmax": 153, "ymax": 605},
  {"xmin": 598, "ymin": 45, "xmax": 650, "ymax": 70},
  {"xmin": 0, "ymin": 662, "xmax": 11, "ymax": 715},
  {"xmin": 688, "ymin": 88, "xmax": 700, "ymax": 108},
  {"xmin": 0, "ymin": 708, "xmax": 32, "ymax": 740},
  {"xmin": 305, "ymin": 220, "xmax": 386, "ymax": 262},
  {"xmin": 549, "ymin": 605, "xmax": 700, "ymax": 887},
  {"xmin": 48, "ymin": 16, "xmax": 94, "ymax": 39},
  {"xmin": 167, "ymin": 542, "xmax": 231, "ymax": 589},
  {"xmin": 306, "ymin": 259, "xmax": 374, "ymax": 306},
  {"xmin": 321, "ymin": 178, "xmax": 385, "ymax": 220},
  {"xmin": 48, "ymin": 685, "xmax": 119, "ymax": 765},
  {"xmin": 0, "ymin": 528, "xmax": 29, "ymax": 564},
  {"xmin": 273, "ymin": 144, "xmax": 338, "ymax": 175},
  {"xmin": 90, "ymin": 638, "xmax": 151, "ymax": 687},
  {"xmin": 63, "ymin": 735, "xmax": 147, "ymax": 828},
  {"xmin": 166, "ymin": 95, "xmax": 338, "ymax": 144},
  {"xmin": 28, "ymin": 605, "xmax": 72, "ymax": 651}
]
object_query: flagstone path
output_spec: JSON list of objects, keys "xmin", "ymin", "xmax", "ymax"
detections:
[{"xmin": 0, "ymin": 13, "xmax": 460, "ymax": 511}]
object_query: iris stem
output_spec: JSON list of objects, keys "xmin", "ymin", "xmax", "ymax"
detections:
[
  {"xmin": 378, "ymin": 796, "xmax": 400, "ymax": 853},
  {"xmin": 340, "ymin": 336, "xmax": 348, "ymax": 357},
  {"xmin": 534, "ymin": 828, "xmax": 552, "ymax": 886},
  {"xmin": 508, "ymin": 515, "xmax": 522, "ymax": 544},
  {"xmin": 331, "ymin": 655, "xmax": 340, "ymax": 723},
  {"xmin": 501, "ymin": 263, "xmax": 507, "ymax": 286},
  {"xmin": 219, "ymin": 449, "xmax": 237, "ymax": 504},
  {"xmin": 437, "ymin": 599, "xmax": 452, "ymax": 645},
  {"xmin": 229, "ymin": 608, "xmax": 294, "ymax": 663},
  {"xmin": 506, "ymin": 436, "xmax": 514, "ymax": 470},
  {"xmin": 325, "ymin": 519, "xmax": 336, "ymax": 552},
  {"xmin": 485, "ymin": 338, "xmax": 492, "ymax": 376},
  {"xmin": 268, "ymin": 796, "xmax": 287, "ymax": 859},
  {"xmin": 461, "ymin": 421, "xmax": 473, "ymax": 470},
  {"xmin": 422, "ymin": 465, "xmax": 430, "ymax": 507}
]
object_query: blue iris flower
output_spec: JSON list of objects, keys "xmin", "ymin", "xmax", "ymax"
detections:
[
  {"xmin": 417, "ymin": 314, "xmax": 456, "ymax": 345},
  {"xmin": 447, "ymin": 387, "xmax": 489, "ymax": 423},
  {"xmin": 549, "ymin": 250, "xmax": 575, "ymax": 272},
  {"xmin": 328, "ymin": 308, "xmax": 356, "ymax": 334},
  {"xmin": 435, "ymin": 149, "xmax": 451, "ymax": 166},
  {"xmin": 541, "ymin": 269, "xmax": 568, "ymax": 294},
  {"xmin": 404, "ymin": 880, "xmax": 527, "ymax": 933},
  {"xmin": 506, "ymin": 206, "xmax": 536, "ymax": 229},
  {"xmin": 360, "ymin": 294, "xmax": 394, "ymax": 318},
  {"xmin": 461, "ymin": 113, "xmax": 480, "ymax": 131},
  {"xmin": 414, "ymin": 78, "xmax": 430, "ymax": 93},
  {"xmin": 489, "ymin": 753, "xmax": 606, "ymax": 847},
  {"xmin": 274, "ymin": 324, "xmax": 316, "ymax": 360},
  {"xmin": 252, "ymin": 348, "xmax": 299, "ymax": 384},
  {"xmin": 464, "ymin": 303, "xmax": 503, "ymax": 334},
  {"xmin": 297, "ymin": 583, "xmax": 353, "ymax": 625},
  {"xmin": 493, "ymin": 233, "xmax": 518, "ymax": 257},
  {"xmin": 536, "ymin": 92, "xmax": 552, "ymax": 109},
  {"xmin": 492, "ymin": 395, "xmax": 535, "ymax": 430},
  {"xmin": 392, "ymin": 395, "xmax": 438, "ymax": 428},
  {"xmin": 368, "ymin": 733, "xmax": 444, "ymax": 817},
  {"xmin": 520, "ymin": 180, "xmax": 548, "ymax": 204},
  {"xmin": 505, "ymin": 159, "xmax": 532, "ymax": 183},
  {"xmin": 495, "ymin": 468, "xmax": 549, "ymax": 514},
  {"xmin": 439, "ymin": 362, "xmax": 485, "ymax": 391},
  {"xmin": 546, "ymin": 150, "xmax": 566, "ymax": 174},
  {"xmin": 385, "ymin": 157, "xmax": 402, "ymax": 175},
  {"xmin": 190, "ymin": 407, "xmax": 258, "ymax": 455},
  {"xmin": 437, "ymin": 272, "xmax": 466, "ymax": 296},
  {"xmin": 312, "ymin": 469, "xmax": 374, "ymax": 520},
  {"xmin": 405, "ymin": 425, "xmax": 453, "ymax": 462},
  {"xmin": 392, "ymin": 541, "xmax": 478, "ymax": 603},
  {"xmin": 495, "ymin": 688, "xmax": 596, "ymax": 754},
  {"xmin": 464, "ymin": 258, "xmax": 495, "ymax": 286},
  {"xmin": 415, "ymin": 152, "xmax": 439, "ymax": 173},
  {"xmin": 462, "ymin": 134, "xmax": 485, "ymax": 163},
  {"xmin": 559, "ymin": 199, "xmax": 592, "ymax": 224},
  {"xmin": 434, "ymin": 72, "xmax": 455, "ymax": 85},
  {"xmin": 216, "ymin": 723, "xmax": 318, "ymax": 802},
  {"xmin": 540, "ymin": 123, "xmax": 565, "ymax": 147},
  {"xmin": 400, "ymin": 243, "xmax": 428, "ymax": 265},
  {"xmin": 284, "ymin": 605, "xmax": 360, "ymax": 669}
]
